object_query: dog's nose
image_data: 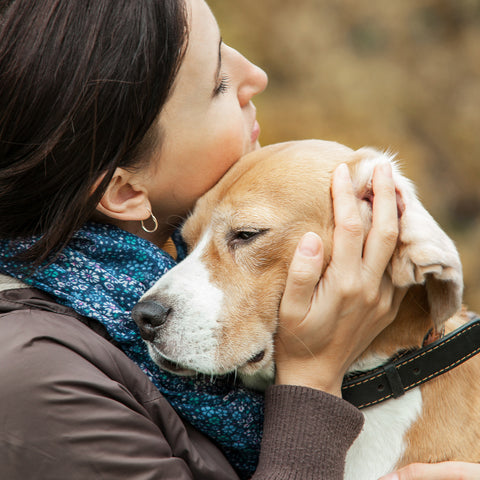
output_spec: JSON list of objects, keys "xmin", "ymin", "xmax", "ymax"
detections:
[{"xmin": 131, "ymin": 300, "xmax": 170, "ymax": 341}]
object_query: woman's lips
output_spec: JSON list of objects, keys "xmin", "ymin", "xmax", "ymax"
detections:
[{"xmin": 251, "ymin": 119, "xmax": 260, "ymax": 143}]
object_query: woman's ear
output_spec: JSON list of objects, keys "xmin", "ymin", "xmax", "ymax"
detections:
[{"xmin": 95, "ymin": 168, "xmax": 150, "ymax": 221}]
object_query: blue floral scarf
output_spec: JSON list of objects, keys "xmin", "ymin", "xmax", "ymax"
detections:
[{"xmin": 0, "ymin": 222, "xmax": 263, "ymax": 478}]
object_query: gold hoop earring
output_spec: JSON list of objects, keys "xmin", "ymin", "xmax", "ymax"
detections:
[{"xmin": 141, "ymin": 209, "xmax": 158, "ymax": 233}]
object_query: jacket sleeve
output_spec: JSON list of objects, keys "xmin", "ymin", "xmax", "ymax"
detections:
[{"xmin": 253, "ymin": 385, "xmax": 364, "ymax": 480}]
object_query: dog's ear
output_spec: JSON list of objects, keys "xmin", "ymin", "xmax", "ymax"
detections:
[{"xmin": 351, "ymin": 147, "xmax": 463, "ymax": 328}]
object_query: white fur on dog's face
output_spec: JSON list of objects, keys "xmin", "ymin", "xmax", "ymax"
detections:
[{"xmin": 138, "ymin": 140, "xmax": 462, "ymax": 389}]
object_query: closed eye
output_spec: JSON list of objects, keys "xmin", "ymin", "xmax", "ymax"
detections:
[{"xmin": 228, "ymin": 228, "xmax": 269, "ymax": 248}]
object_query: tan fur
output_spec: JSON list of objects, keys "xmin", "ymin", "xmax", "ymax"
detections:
[{"xmin": 178, "ymin": 139, "xmax": 479, "ymax": 465}]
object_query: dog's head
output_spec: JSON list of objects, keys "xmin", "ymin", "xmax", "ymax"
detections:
[{"xmin": 132, "ymin": 140, "xmax": 463, "ymax": 389}]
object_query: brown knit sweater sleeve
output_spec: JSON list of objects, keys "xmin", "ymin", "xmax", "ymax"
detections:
[{"xmin": 253, "ymin": 385, "xmax": 364, "ymax": 479}]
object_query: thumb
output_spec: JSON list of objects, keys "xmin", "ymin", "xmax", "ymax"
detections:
[{"xmin": 279, "ymin": 232, "xmax": 324, "ymax": 326}]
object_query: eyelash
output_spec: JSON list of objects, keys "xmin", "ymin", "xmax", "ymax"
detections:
[{"xmin": 214, "ymin": 74, "xmax": 231, "ymax": 95}]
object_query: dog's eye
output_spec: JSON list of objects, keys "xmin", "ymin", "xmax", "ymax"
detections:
[
  {"xmin": 236, "ymin": 231, "xmax": 258, "ymax": 241},
  {"xmin": 229, "ymin": 229, "xmax": 268, "ymax": 248}
]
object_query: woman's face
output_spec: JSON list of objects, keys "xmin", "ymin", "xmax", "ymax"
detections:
[{"xmin": 141, "ymin": 0, "xmax": 268, "ymax": 231}]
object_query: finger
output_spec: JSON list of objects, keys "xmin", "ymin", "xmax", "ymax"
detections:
[
  {"xmin": 330, "ymin": 163, "xmax": 364, "ymax": 266},
  {"xmin": 279, "ymin": 232, "xmax": 324, "ymax": 326},
  {"xmin": 363, "ymin": 277, "xmax": 405, "ymax": 340},
  {"xmin": 363, "ymin": 163, "xmax": 399, "ymax": 278},
  {"xmin": 378, "ymin": 461, "xmax": 480, "ymax": 480}
]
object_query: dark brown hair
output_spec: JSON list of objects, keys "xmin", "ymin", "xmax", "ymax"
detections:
[{"xmin": 0, "ymin": 0, "xmax": 188, "ymax": 262}]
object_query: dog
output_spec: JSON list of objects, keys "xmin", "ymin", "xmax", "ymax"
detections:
[{"xmin": 132, "ymin": 140, "xmax": 480, "ymax": 479}]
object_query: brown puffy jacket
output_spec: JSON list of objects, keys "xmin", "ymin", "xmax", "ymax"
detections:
[{"xmin": 0, "ymin": 283, "xmax": 363, "ymax": 479}]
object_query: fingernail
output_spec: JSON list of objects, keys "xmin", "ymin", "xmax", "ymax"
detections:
[
  {"xmin": 379, "ymin": 162, "xmax": 393, "ymax": 177},
  {"xmin": 299, "ymin": 232, "xmax": 321, "ymax": 257},
  {"xmin": 336, "ymin": 163, "xmax": 351, "ymax": 180}
]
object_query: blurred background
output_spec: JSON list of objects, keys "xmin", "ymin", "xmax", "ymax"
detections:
[{"xmin": 209, "ymin": 0, "xmax": 480, "ymax": 313}]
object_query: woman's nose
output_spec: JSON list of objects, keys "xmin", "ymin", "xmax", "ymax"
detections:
[{"xmin": 237, "ymin": 55, "xmax": 268, "ymax": 107}]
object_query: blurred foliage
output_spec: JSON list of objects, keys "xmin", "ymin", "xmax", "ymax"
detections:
[{"xmin": 209, "ymin": 0, "xmax": 480, "ymax": 313}]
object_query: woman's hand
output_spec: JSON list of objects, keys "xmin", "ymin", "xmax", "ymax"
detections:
[
  {"xmin": 379, "ymin": 462, "xmax": 480, "ymax": 479},
  {"xmin": 275, "ymin": 162, "xmax": 406, "ymax": 396}
]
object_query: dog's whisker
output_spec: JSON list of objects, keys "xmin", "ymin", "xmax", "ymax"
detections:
[{"xmin": 165, "ymin": 215, "xmax": 186, "ymax": 229}]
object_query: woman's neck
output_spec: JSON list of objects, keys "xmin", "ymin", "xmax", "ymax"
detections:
[{"xmin": 90, "ymin": 213, "xmax": 176, "ymax": 251}]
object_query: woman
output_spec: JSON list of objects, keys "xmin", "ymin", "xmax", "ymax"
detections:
[{"xmin": 0, "ymin": 0, "xmax": 473, "ymax": 478}]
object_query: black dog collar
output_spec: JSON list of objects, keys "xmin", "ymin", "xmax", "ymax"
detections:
[{"xmin": 342, "ymin": 316, "xmax": 480, "ymax": 409}]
